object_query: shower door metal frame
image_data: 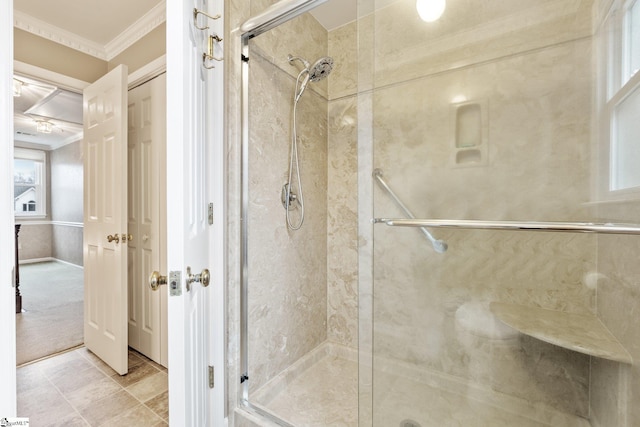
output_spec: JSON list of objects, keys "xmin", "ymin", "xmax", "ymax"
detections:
[{"xmin": 238, "ymin": 0, "xmax": 328, "ymax": 425}]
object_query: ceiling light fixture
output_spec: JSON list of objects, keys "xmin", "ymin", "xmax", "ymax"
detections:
[
  {"xmin": 416, "ymin": 0, "xmax": 446, "ymax": 22},
  {"xmin": 13, "ymin": 79, "xmax": 23, "ymax": 97},
  {"xmin": 36, "ymin": 120, "xmax": 53, "ymax": 134}
]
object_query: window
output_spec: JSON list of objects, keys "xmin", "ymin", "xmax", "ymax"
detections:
[
  {"xmin": 14, "ymin": 148, "xmax": 46, "ymax": 217},
  {"xmin": 597, "ymin": 0, "xmax": 640, "ymax": 197},
  {"xmin": 626, "ymin": 0, "xmax": 640, "ymax": 81}
]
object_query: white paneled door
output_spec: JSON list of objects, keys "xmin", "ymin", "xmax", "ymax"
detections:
[
  {"xmin": 166, "ymin": 0, "xmax": 224, "ymax": 424},
  {"xmin": 127, "ymin": 73, "xmax": 167, "ymax": 367},
  {"xmin": 83, "ymin": 64, "xmax": 129, "ymax": 376}
]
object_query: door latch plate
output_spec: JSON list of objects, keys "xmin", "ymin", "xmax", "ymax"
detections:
[{"xmin": 169, "ymin": 271, "xmax": 182, "ymax": 296}]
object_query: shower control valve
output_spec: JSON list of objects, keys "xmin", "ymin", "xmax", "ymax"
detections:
[{"xmin": 281, "ymin": 183, "xmax": 298, "ymax": 210}]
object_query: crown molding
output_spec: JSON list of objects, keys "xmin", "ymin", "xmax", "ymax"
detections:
[
  {"xmin": 14, "ymin": 10, "xmax": 107, "ymax": 60},
  {"xmin": 13, "ymin": 1, "xmax": 166, "ymax": 62},
  {"xmin": 104, "ymin": 1, "xmax": 166, "ymax": 61}
]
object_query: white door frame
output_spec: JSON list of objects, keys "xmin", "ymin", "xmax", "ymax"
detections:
[
  {"xmin": 0, "ymin": 0, "xmax": 17, "ymax": 416},
  {"xmin": 166, "ymin": 0, "xmax": 225, "ymax": 424},
  {"xmin": 2, "ymin": 1, "xmax": 226, "ymax": 421}
]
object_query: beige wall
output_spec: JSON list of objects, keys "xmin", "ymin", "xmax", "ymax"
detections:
[
  {"xmin": 108, "ymin": 23, "xmax": 166, "ymax": 74},
  {"xmin": 15, "ymin": 23, "xmax": 166, "ymax": 83},
  {"xmin": 14, "ymin": 28, "xmax": 107, "ymax": 83}
]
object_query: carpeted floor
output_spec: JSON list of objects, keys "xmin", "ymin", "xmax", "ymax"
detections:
[{"xmin": 16, "ymin": 261, "xmax": 84, "ymax": 365}]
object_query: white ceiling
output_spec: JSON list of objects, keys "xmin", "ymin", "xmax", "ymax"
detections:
[
  {"xmin": 13, "ymin": 75, "xmax": 83, "ymax": 150},
  {"xmin": 14, "ymin": 0, "xmax": 164, "ymax": 46},
  {"xmin": 13, "ymin": 0, "xmax": 164, "ymax": 149}
]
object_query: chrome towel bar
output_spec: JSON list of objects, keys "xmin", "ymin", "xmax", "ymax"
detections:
[
  {"xmin": 374, "ymin": 218, "xmax": 640, "ymax": 235},
  {"xmin": 373, "ymin": 169, "xmax": 448, "ymax": 253}
]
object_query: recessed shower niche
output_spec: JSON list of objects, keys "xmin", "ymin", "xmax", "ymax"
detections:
[{"xmin": 451, "ymin": 100, "xmax": 488, "ymax": 166}]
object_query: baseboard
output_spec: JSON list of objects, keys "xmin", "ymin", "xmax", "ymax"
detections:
[
  {"xmin": 19, "ymin": 257, "xmax": 55, "ymax": 265},
  {"xmin": 19, "ymin": 257, "xmax": 83, "ymax": 269}
]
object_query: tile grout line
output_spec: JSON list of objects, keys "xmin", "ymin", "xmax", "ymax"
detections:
[{"xmin": 19, "ymin": 347, "xmax": 169, "ymax": 426}]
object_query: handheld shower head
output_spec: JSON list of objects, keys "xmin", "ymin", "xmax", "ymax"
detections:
[
  {"xmin": 288, "ymin": 54, "xmax": 334, "ymax": 102},
  {"xmin": 308, "ymin": 57, "xmax": 333, "ymax": 82}
]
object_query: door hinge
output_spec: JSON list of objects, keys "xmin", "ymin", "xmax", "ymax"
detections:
[
  {"xmin": 208, "ymin": 365, "xmax": 215, "ymax": 389},
  {"xmin": 208, "ymin": 203, "xmax": 214, "ymax": 225},
  {"xmin": 240, "ymin": 374, "xmax": 249, "ymax": 383}
]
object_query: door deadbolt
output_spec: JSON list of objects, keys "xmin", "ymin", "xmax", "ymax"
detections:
[
  {"xmin": 186, "ymin": 266, "xmax": 210, "ymax": 291},
  {"xmin": 149, "ymin": 271, "xmax": 167, "ymax": 291}
]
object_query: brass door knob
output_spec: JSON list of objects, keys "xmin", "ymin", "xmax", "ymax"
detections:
[
  {"xmin": 107, "ymin": 234, "xmax": 120, "ymax": 243},
  {"xmin": 186, "ymin": 266, "xmax": 210, "ymax": 291},
  {"xmin": 149, "ymin": 271, "xmax": 168, "ymax": 291}
]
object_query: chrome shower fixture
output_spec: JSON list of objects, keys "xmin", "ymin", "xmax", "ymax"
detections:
[
  {"xmin": 283, "ymin": 53, "xmax": 335, "ymax": 231},
  {"xmin": 287, "ymin": 54, "xmax": 334, "ymax": 82},
  {"xmin": 287, "ymin": 54, "xmax": 334, "ymax": 102}
]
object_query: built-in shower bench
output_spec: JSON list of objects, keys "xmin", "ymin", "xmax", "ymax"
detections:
[
  {"xmin": 490, "ymin": 302, "xmax": 633, "ymax": 364},
  {"xmin": 374, "ymin": 217, "xmax": 640, "ymax": 364}
]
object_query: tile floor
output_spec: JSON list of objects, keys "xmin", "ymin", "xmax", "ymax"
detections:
[{"xmin": 17, "ymin": 346, "xmax": 168, "ymax": 426}]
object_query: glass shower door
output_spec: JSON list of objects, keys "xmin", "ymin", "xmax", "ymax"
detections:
[{"xmin": 364, "ymin": 0, "xmax": 638, "ymax": 425}]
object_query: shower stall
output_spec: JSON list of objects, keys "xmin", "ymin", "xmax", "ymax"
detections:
[{"xmin": 229, "ymin": 0, "xmax": 640, "ymax": 425}]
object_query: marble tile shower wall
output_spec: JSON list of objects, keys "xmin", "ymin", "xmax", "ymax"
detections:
[
  {"xmin": 370, "ymin": 0, "xmax": 595, "ymax": 418},
  {"xmin": 591, "ymin": 201, "xmax": 640, "ymax": 425},
  {"xmin": 246, "ymin": 36, "xmax": 329, "ymax": 393},
  {"xmin": 327, "ymin": 21, "xmax": 359, "ymax": 349},
  {"xmin": 243, "ymin": 3, "xmax": 363, "ymax": 393}
]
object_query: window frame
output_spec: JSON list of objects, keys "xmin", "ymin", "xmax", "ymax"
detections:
[
  {"xmin": 14, "ymin": 147, "xmax": 47, "ymax": 218},
  {"xmin": 595, "ymin": 0, "xmax": 640, "ymax": 201}
]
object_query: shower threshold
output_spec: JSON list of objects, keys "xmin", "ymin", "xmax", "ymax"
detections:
[
  {"xmin": 248, "ymin": 342, "xmax": 591, "ymax": 427},
  {"xmin": 251, "ymin": 342, "xmax": 358, "ymax": 426}
]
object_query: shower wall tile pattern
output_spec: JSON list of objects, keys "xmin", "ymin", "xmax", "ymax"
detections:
[
  {"xmin": 327, "ymin": 96, "xmax": 358, "ymax": 348},
  {"xmin": 372, "ymin": 0, "xmax": 593, "ymax": 89},
  {"xmin": 226, "ymin": 0, "xmax": 616, "ymax": 426},
  {"xmin": 369, "ymin": 0, "xmax": 595, "ymax": 420},
  {"xmin": 591, "ymin": 200, "xmax": 640, "ymax": 426},
  {"xmin": 328, "ymin": 21, "xmax": 358, "ymax": 100},
  {"xmin": 246, "ymin": 47, "xmax": 328, "ymax": 392},
  {"xmin": 250, "ymin": 1, "xmax": 329, "ymax": 99}
]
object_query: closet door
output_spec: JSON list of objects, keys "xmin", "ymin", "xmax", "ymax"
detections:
[
  {"xmin": 127, "ymin": 73, "xmax": 166, "ymax": 364},
  {"xmin": 83, "ymin": 64, "xmax": 128, "ymax": 375}
]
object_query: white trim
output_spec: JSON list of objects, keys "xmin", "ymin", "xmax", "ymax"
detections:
[
  {"xmin": 52, "ymin": 258, "xmax": 83, "ymax": 269},
  {"xmin": 105, "ymin": 1, "xmax": 166, "ymax": 61},
  {"xmin": 128, "ymin": 55, "xmax": 167, "ymax": 89},
  {"xmin": 14, "ymin": 60, "xmax": 89, "ymax": 92},
  {"xmin": 14, "ymin": 10, "xmax": 107, "ymax": 60},
  {"xmin": 51, "ymin": 221, "xmax": 83, "ymax": 228},
  {"xmin": 15, "ymin": 220, "xmax": 83, "ymax": 228},
  {"xmin": 18, "ymin": 256, "xmax": 55, "ymax": 265},
  {"xmin": 1, "ymin": 0, "xmax": 17, "ymax": 417},
  {"xmin": 18, "ymin": 257, "xmax": 83, "ymax": 269},
  {"xmin": 14, "ymin": 3, "xmax": 166, "ymax": 62},
  {"xmin": 49, "ymin": 134, "xmax": 84, "ymax": 151}
]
